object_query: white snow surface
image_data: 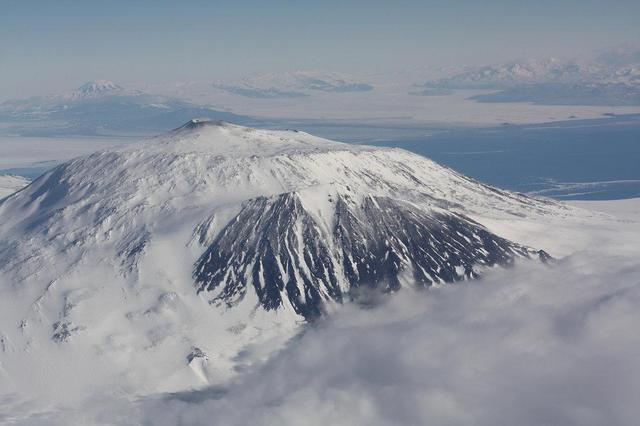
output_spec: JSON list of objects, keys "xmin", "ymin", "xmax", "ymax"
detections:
[
  {"xmin": 0, "ymin": 175, "xmax": 29, "ymax": 198},
  {"xmin": 0, "ymin": 121, "xmax": 624, "ymax": 422},
  {"xmin": 0, "ymin": 136, "xmax": 135, "ymax": 169},
  {"xmin": 65, "ymin": 80, "xmax": 125, "ymax": 100},
  {"xmin": 424, "ymin": 57, "xmax": 638, "ymax": 87}
]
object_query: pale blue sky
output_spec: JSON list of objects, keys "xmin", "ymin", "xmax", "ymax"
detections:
[{"xmin": 1, "ymin": 0, "xmax": 639, "ymax": 99}]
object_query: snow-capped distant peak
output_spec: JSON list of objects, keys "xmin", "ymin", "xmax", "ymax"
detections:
[
  {"xmin": 66, "ymin": 80, "xmax": 124, "ymax": 99},
  {"xmin": 78, "ymin": 80, "xmax": 122, "ymax": 93}
]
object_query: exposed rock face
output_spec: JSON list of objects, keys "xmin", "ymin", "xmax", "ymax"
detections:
[
  {"xmin": 194, "ymin": 192, "xmax": 548, "ymax": 319},
  {"xmin": 194, "ymin": 192, "xmax": 342, "ymax": 318}
]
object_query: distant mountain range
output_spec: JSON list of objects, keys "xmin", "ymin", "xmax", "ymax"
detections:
[
  {"xmin": 413, "ymin": 52, "xmax": 640, "ymax": 106},
  {"xmin": 469, "ymin": 81, "xmax": 640, "ymax": 106},
  {"xmin": 0, "ymin": 80, "xmax": 258, "ymax": 136},
  {"xmin": 1, "ymin": 52, "xmax": 638, "ymax": 137},
  {"xmin": 212, "ymin": 71, "xmax": 374, "ymax": 99}
]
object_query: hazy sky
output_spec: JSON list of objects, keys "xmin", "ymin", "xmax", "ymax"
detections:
[{"xmin": 1, "ymin": 0, "xmax": 639, "ymax": 99}]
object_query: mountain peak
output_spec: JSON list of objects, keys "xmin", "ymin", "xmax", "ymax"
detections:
[
  {"xmin": 152, "ymin": 120, "xmax": 353, "ymax": 159},
  {"xmin": 173, "ymin": 118, "xmax": 228, "ymax": 132},
  {"xmin": 68, "ymin": 80, "xmax": 124, "ymax": 99}
]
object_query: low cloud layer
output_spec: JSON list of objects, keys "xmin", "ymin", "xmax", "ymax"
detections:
[{"xmin": 128, "ymin": 251, "xmax": 640, "ymax": 426}]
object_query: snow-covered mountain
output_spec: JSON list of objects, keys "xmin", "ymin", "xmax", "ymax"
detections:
[
  {"xmin": 425, "ymin": 59, "xmax": 602, "ymax": 89},
  {"xmin": 419, "ymin": 57, "xmax": 639, "ymax": 90},
  {"xmin": 212, "ymin": 71, "xmax": 374, "ymax": 99},
  {"xmin": 64, "ymin": 80, "xmax": 125, "ymax": 100},
  {"xmin": 414, "ymin": 55, "xmax": 640, "ymax": 105},
  {"xmin": 0, "ymin": 82, "xmax": 256, "ymax": 136},
  {"xmin": 0, "ymin": 80, "xmax": 132, "ymax": 114},
  {"xmin": 0, "ymin": 120, "xmax": 583, "ymax": 399}
]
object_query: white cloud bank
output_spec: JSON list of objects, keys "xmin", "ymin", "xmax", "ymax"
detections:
[
  {"xmin": 25, "ymin": 248, "xmax": 621, "ymax": 425},
  {"xmin": 129, "ymin": 252, "xmax": 640, "ymax": 426}
]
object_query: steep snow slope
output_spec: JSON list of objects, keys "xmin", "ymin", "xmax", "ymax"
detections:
[{"xmin": 0, "ymin": 120, "xmax": 587, "ymax": 401}]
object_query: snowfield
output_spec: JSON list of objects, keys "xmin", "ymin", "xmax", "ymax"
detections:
[
  {"xmin": 0, "ymin": 121, "xmax": 638, "ymax": 425},
  {"xmin": 0, "ymin": 175, "xmax": 29, "ymax": 198}
]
